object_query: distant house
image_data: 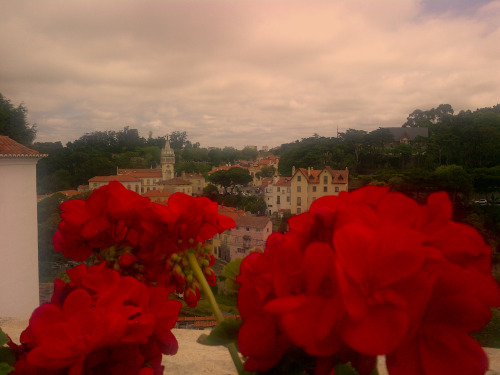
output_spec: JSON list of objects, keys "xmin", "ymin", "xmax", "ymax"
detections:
[
  {"xmin": 181, "ymin": 172, "xmax": 206, "ymax": 196},
  {"xmin": 0, "ymin": 136, "xmax": 46, "ymax": 317},
  {"xmin": 383, "ymin": 127, "xmax": 428, "ymax": 145},
  {"xmin": 290, "ymin": 166, "xmax": 349, "ymax": 214},
  {"xmin": 160, "ymin": 177, "xmax": 193, "ymax": 195},
  {"xmin": 265, "ymin": 176, "xmax": 292, "ymax": 216},
  {"xmin": 89, "ymin": 174, "xmax": 142, "ymax": 193},
  {"xmin": 229, "ymin": 215, "xmax": 272, "ymax": 260},
  {"xmin": 210, "ymin": 206, "xmax": 246, "ymax": 261}
]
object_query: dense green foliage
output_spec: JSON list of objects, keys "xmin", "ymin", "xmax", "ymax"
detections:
[
  {"xmin": 207, "ymin": 167, "xmax": 253, "ymax": 195},
  {"xmin": 0, "ymin": 93, "xmax": 37, "ymax": 146},
  {"xmin": 277, "ymin": 104, "xmax": 500, "ymax": 176}
]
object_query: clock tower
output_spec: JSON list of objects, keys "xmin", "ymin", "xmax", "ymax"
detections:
[{"xmin": 161, "ymin": 137, "xmax": 175, "ymax": 181}]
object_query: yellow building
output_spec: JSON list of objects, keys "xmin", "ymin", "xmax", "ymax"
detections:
[
  {"xmin": 290, "ymin": 166, "xmax": 349, "ymax": 214},
  {"xmin": 160, "ymin": 177, "xmax": 193, "ymax": 195},
  {"xmin": 89, "ymin": 175, "xmax": 142, "ymax": 193},
  {"xmin": 181, "ymin": 172, "xmax": 206, "ymax": 196}
]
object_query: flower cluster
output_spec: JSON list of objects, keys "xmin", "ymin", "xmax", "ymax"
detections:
[
  {"xmin": 52, "ymin": 181, "xmax": 234, "ymax": 306},
  {"xmin": 237, "ymin": 186, "xmax": 500, "ymax": 375},
  {"xmin": 9, "ymin": 263, "xmax": 181, "ymax": 375}
]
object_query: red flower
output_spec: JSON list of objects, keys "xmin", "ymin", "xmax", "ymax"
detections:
[
  {"xmin": 236, "ymin": 186, "xmax": 500, "ymax": 373},
  {"xmin": 386, "ymin": 264, "xmax": 493, "ymax": 375},
  {"xmin": 14, "ymin": 264, "xmax": 181, "ymax": 375}
]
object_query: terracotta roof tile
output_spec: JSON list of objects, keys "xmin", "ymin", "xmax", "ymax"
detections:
[
  {"xmin": 218, "ymin": 206, "xmax": 246, "ymax": 220},
  {"xmin": 89, "ymin": 175, "xmax": 141, "ymax": 182},
  {"xmin": 235, "ymin": 215, "xmax": 270, "ymax": 229},
  {"xmin": 0, "ymin": 136, "xmax": 45, "ymax": 158},
  {"xmin": 274, "ymin": 176, "xmax": 292, "ymax": 186}
]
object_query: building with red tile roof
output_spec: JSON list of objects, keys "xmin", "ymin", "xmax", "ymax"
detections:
[
  {"xmin": 230, "ymin": 215, "xmax": 272, "ymax": 260},
  {"xmin": 264, "ymin": 176, "xmax": 292, "ymax": 216},
  {"xmin": 290, "ymin": 166, "xmax": 349, "ymax": 214},
  {"xmin": 0, "ymin": 136, "xmax": 45, "ymax": 316}
]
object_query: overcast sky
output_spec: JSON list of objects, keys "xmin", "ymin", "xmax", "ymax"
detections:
[{"xmin": 1, "ymin": 0, "xmax": 499, "ymax": 149}]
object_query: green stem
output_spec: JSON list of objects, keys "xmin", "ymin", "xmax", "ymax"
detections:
[{"xmin": 187, "ymin": 252, "xmax": 245, "ymax": 374}]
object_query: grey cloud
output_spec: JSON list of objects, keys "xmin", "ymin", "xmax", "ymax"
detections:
[{"xmin": 1, "ymin": 0, "xmax": 499, "ymax": 149}]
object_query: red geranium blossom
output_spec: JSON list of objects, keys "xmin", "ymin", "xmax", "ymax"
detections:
[
  {"xmin": 237, "ymin": 186, "xmax": 500, "ymax": 374},
  {"xmin": 52, "ymin": 182, "xmax": 234, "ymax": 306},
  {"xmin": 11, "ymin": 264, "xmax": 181, "ymax": 375}
]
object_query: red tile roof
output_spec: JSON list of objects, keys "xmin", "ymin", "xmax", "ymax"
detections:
[
  {"xmin": 235, "ymin": 215, "xmax": 270, "ymax": 229},
  {"xmin": 58, "ymin": 190, "xmax": 81, "ymax": 197},
  {"xmin": 298, "ymin": 168, "xmax": 322, "ymax": 183},
  {"xmin": 274, "ymin": 176, "xmax": 292, "ymax": 186},
  {"xmin": 325, "ymin": 167, "xmax": 349, "ymax": 183},
  {"xmin": 218, "ymin": 206, "xmax": 247, "ymax": 220},
  {"xmin": 0, "ymin": 136, "xmax": 45, "ymax": 158},
  {"xmin": 89, "ymin": 175, "xmax": 141, "ymax": 182}
]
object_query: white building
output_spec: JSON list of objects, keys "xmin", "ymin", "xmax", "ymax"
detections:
[
  {"xmin": 0, "ymin": 136, "xmax": 45, "ymax": 317},
  {"xmin": 264, "ymin": 176, "xmax": 292, "ymax": 216}
]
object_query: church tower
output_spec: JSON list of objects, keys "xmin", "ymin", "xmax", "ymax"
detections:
[{"xmin": 161, "ymin": 137, "xmax": 175, "ymax": 181}]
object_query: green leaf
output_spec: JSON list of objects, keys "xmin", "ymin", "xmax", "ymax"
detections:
[
  {"xmin": 0, "ymin": 329, "xmax": 8, "ymax": 347},
  {"xmin": 222, "ymin": 258, "xmax": 243, "ymax": 292},
  {"xmin": 197, "ymin": 318, "xmax": 242, "ymax": 347},
  {"xmin": 0, "ymin": 362, "xmax": 14, "ymax": 375},
  {"xmin": 0, "ymin": 348, "xmax": 15, "ymax": 366},
  {"xmin": 334, "ymin": 362, "xmax": 360, "ymax": 375}
]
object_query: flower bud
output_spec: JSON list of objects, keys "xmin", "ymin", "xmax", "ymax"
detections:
[
  {"xmin": 184, "ymin": 287, "xmax": 198, "ymax": 308},
  {"xmin": 204, "ymin": 267, "xmax": 216, "ymax": 285}
]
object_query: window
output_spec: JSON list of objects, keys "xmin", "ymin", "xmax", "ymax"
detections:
[
  {"xmin": 313, "ymin": 186, "xmax": 316, "ymax": 192},
  {"xmin": 335, "ymin": 187, "xmax": 340, "ymax": 192},
  {"xmin": 297, "ymin": 197, "xmax": 302, "ymax": 206},
  {"xmin": 297, "ymin": 175, "xmax": 301, "ymax": 182},
  {"xmin": 267, "ymin": 227, "xmax": 269, "ymax": 232},
  {"xmin": 297, "ymin": 186, "xmax": 301, "ymax": 192},
  {"xmin": 277, "ymin": 196, "xmax": 281, "ymax": 204},
  {"xmin": 297, "ymin": 208, "xmax": 301, "ymax": 214},
  {"xmin": 323, "ymin": 176, "xmax": 328, "ymax": 184},
  {"xmin": 287, "ymin": 196, "xmax": 290, "ymax": 202},
  {"xmin": 127, "ymin": 185, "xmax": 131, "ymax": 190},
  {"xmin": 323, "ymin": 186, "xmax": 328, "ymax": 193},
  {"xmin": 147, "ymin": 179, "xmax": 150, "ymax": 185},
  {"xmin": 246, "ymin": 227, "xmax": 250, "ymax": 231},
  {"xmin": 277, "ymin": 187, "xmax": 280, "ymax": 192}
]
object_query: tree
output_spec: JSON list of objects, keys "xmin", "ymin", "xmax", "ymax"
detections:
[
  {"xmin": 169, "ymin": 131, "xmax": 189, "ymax": 149},
  {"xmin": 208, "ymin": 167, "xmax": 252, "ymax": 195},
  {"xmin": 0, "ymin": 93, "xmax": 37, "ymax": 145},
  {"xmin": 238, "ymin": 195, "xmax": 267, "ymax": 216},
  {"xmin": 256, "ymin": 166, "xmax": 276, "ymax": 179},
  {"xmin": 434, "ymin": 165, "xmax": 473, "ymax": 204}
]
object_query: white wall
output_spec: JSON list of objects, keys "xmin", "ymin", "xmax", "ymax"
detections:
[{"xmin": 0, "ymin": 158, "xmax": 40, "ymax": 317}]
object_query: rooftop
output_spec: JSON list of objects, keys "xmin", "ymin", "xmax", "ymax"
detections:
[
  {"xmin": 0, "ymin": 136, "xmax": 46, "ymax": 158},
  {"xmin": 89, "ymin": 175, "xmax": 141, "ymax": 182},
  {"xmin": 235, "ymin": 215, "xmax": 270, "ymax": 229}
]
